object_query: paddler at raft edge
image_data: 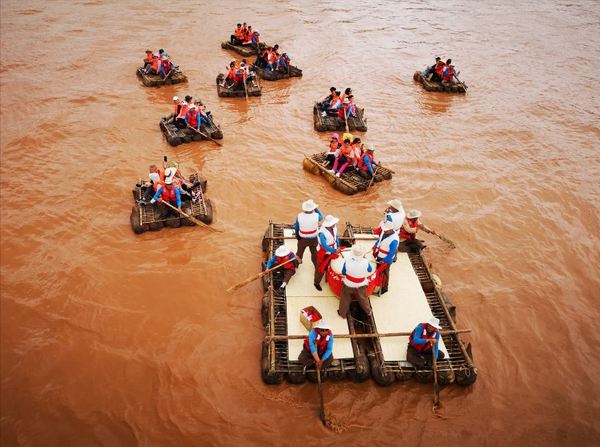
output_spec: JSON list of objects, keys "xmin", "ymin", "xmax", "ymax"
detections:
[
  {"xmin": 298, "ymin": 320, "xmax": 334, "ymax": 370},
  {"xmin": 407, "ymin": 317, "xmax": 446, "ymax": 368},
  {"xmin": 399, "ymin": 209, "xmax": 437, "ymax": 252},
  {"xmin": 338, "ymin": 245, "xmax": 373, "ymax": 319},
  {"xmin": 375, "ymin": 198, "xmax": 405, "ymax": 235},
  {"xmin": 265, "ymin": 244, "xmax": 299, "ymax": 290},
  {"xmin": 294, "ymin": 199, "xmax": 323, "ymax": 270},
  {"xmin": 314, "ymin": 215, "xmax": 341, "ymax": 291},
  {"xmin": 372, "ymin": 220, "xmax": 399, "ymax": 295}
]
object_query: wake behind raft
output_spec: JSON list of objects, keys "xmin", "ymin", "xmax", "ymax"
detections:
[{"xmin": 259, "ymin": 221, "xmax": 477, "ymax": 386}]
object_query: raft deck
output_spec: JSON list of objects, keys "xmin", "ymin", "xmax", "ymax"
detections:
[
  {"xmin": 413, "ymin": 71, "xmax": 467, "ymax": 93},
  {"xmin": 160, "ymin": 115, "xmax": 223, "ymax": 147},
  {"xmin": 251, "ymin": 62, "xmax": 303, "ymax": 81},
  {"xmin": 136, "ymin": 67, "xmax": 187, "ymax": 87},
  {"xmin": 221, "ymin": 41, "xmax": 266, "ymax": 57},
  {"xmin": 261, "ymin": 222, "xmax": 477, "ymax": 386},
  {"xmin": 303, "ymin": 152, "xmax": 393, "ymax": 195},
  {"xmin": 313, "ymin": 102, "xmax": 368, "ymax": 132},
  {"xmin": 216, "ymin": 74, "xmax": 262, "ymax": 97}
]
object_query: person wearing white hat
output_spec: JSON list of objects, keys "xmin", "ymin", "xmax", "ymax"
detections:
[
  {"xmin": 314, "ymin": 215, "xmax": 341, "ymax": 291},
  {"xmin": 375, "ymin": 199, "xmax": 405, "ymax": 237},
  {"xmin": 298, "ymin": 320, "xmax": 334, "ymax": 369},
  {"xmin": 407, "ymin": 317, "xmax": 445, "ymax": 368},
  {"xmin": 171, "ymin": 96, "xmax": 181, "ymax": 120},
  {"xmin": 140, "ymin": 164, "xmax": 165, "ymax": 202},
  {"xmin": 399, "ymin": 209, "xmax": 436, "ymax": 252},
  {"xmin": 357, "ymin": 144, "xmax": 379, "ymax": 179},
  {"xmin": 149, "ymin": 174, "xmax": 182, "ymax": 217},
  {"xmin": 174, "ymin": 100, "xmax": 189, "ymax": 129},
  {"xmin": 294, "ymin": 199, "xmax": 323, "ymax": 269},
  {"xmin": 265, "ymin": 245, "xmax": 299, "ymax": 289},
  {"xmin": 338, "ymin": 245, "xmax": 374, "ymax": 319},
  {"xmin": 372, "ymin": 220, "xmax": 399, "ymax": 294}
]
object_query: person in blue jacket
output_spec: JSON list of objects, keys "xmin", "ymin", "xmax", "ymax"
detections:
[
  {"xmin": 406, "ymin": 317, "xmax": 446, "ymax": 368},
  {"xmin": 298, "ymin": 320, "xmax": 334, "ymax": 370}
]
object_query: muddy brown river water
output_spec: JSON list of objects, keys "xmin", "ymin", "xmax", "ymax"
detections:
[{"xmin": 1, "ymin": 0, "xmax": 599, "ymax": 446}]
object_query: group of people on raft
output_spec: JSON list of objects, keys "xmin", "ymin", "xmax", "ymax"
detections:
[
  {"xmin": 254, "ymin": 44, "xmax": 292, "ymax": 73},
  {"xmin": 324, "ymin": 132, "xmax": 379, "ymax": 178},
  {"xmin": 318, "ymin": 87, "xmax": 358, "ymax": 119},
  {"xmin": 138, "ymin": 160, "xmax": 202, "ymax": 216},
  {"xmin": 420, "ymin": 57, "xmax": 461, "ymax": 85},
  {"xmin": 222, "ymin": 59, "xmax": 256, "ymax": 89},
  {"xmin": 229, "ymin": 22, "xmax": 260, "ymax": 47},
  {"xmin": 169, "ymin": 95, "xmax": 213, "ymax": 130},
  {"xmin": 142, "ymin": 49, "xmax": 177, "ymax": 79},
  {"xmin": 264, "ymin": 199, "xmax": 445, "ymax": 370}
]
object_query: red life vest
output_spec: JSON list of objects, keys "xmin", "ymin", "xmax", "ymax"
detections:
[
  {"xmin": 400, "ymin": 219, "xmax": 418, "ymax": 240},
  {"xmin": 443, "ymin": 65, "xmax": 454, "ymax": 80},
  {"xmin": 187, "ymin": 109, "xmax": 199, "ymax": 128},
  {"xmin": 145, "ymin": 53, "xmax": 153, "ymax": 62},
  {"xmin": 276, "ymin": 254, "xmax": 296, "ymax": 270},
  {"xmin": 234, "ymin": 27, "xmax": 244, "ymax": 39},
  {"xmin": 328, "ymin": 141, "xmax": 339, "ymax": 153},
  {"xmin": 303, "ymin": 329, "xmax": 332, "ymax": 356},
  {"xmin": 162, "ymin": 61, "xmax": 171, "ymax": 74},
  {"xmin": 435, "ymin": 62, "xmax": 446, "ymax": 75},
  {"xmin": 161, "ymin": 184, "xmax": 177, "ymax": 203},
  {"xmin": 409, "ymin": 324, "xmax": 438, "ymax": 353},
  {"xmin": 267, "ymin": 51, "xmax": 276, "ymax": 63},
  {"xmin": 176, "ymin": 104, "xmax": 188, "ymax": 120},
  {"xmin": 153, "ymin": 180, "xmax": 165, "ymax": 192},
  {"xmin": 173, "ymin": 101, "xmax": 180, "ymax": 115},
  {"xmin": 151, "ymin": 58, "xmax": 160, "ymax": 71},
  {"xmin": 359, "ymin": 152, "xmax": 374, "ymax": 171}
]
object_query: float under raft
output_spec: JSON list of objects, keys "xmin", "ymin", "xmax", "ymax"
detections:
[
  {"xmin": 413, "ymin": 71, "xmax": 467, "ymax": 93},
  {"xmin": 251, "ymin": 63, "xmax": 303, "ymax": 81},
  {"xmin": 221, "ymin": 41, "xmax": 266, "ymax": 57},
  {"xmin": 302, "ymin": 152, "xmax": 393, "ymax": 195},
  {"xmin": 130, "ymin": 173, "xmax": 213, "ymax": 234},
  {"xmin": 216, "ymin": 74, "xmax": 262, "ymax": 97},
  {"xmin": 260, "ymin": 221, "xmax": 477, "ymax": 386},
  {"xmin": 136, "ymin": 67, "xmax": 187, "ymax": 87},
  {"xmin": 159, "ymin": 115, "xmax": 223, "ymax": 147},
  {"xmin": 313, "ymin": 102, "xmax": 368, "ymax": 132}
]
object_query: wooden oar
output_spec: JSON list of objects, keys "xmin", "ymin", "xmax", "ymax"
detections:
[
  {"xmin": 454, "ymin": 73, "xmax": 468, "ymax": 90},
  {"xmin": 227, "ymin": 257, "xmax": 296, "ymax": 292},
  {"xmin": 364, "ymin": 166, "xmax": 379, "ymax": 192},
  {"xmin": 162, "ymin": 67, "xmax": 174, "ymax": 82},
  {"xmin": 343, "ymin": 105, "xmax": 349, "ymax": 132},
  {"xmin": 432, "ymin": 342, "xmax": 440, "ymax": 409},
  {"xmin": 159, "ymin": 199, "xmax": 220, "ymax": 232},
  {"xmin": 425, "ymin": 229, "xmax": 456, "ymax": 249},
  {"xmin": 265, "ymin": 329, "xmax": 471, "ymax": 341},
  {"xmin": 187, "ymin": 125, "xmax": 223, "ymax": 147},
  {"xmin": 242, "ymin": 73, "xmax": 249, "ymax": 100},
  {"xmin": 316, "ymin": 367, "xmax": 327, "ymax": 425}
]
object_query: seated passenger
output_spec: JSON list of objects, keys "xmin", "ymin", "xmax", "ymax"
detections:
[
  {"xmin": 421, "ymin": 56, "xmax": 441, "ymax": 78},
  {"xmin": 325, "ymin": 133, "xmax": 341, "ymax": 167},
  {"xmin": 338, "ymin": 97, "xmax": 357, "ymax": 120},
  {"xmin": 430, "ymin": 59, "xmax": 446, "ymax": 82},
  {"xmin": 331, "ymin": 137, "xmax": 354, "ymax": 177},
  {"xmin": 241, "ymin": 26, "xmax": 255, "ymax": 46},
  {"xmin": 277, "ymin": 53, "xmax": 290, "ymax": 73},
  {"xmin": 406, "ymin": 318, "xmax": 445, "ymax": 369},
  {"xmin": 174, "ymin": 100, "xmax": 188, "ymax": 129},
  {"xmin": 357, "ymin": 145, "xmax": 378, "ymax": 179},
  {"xmin": 441, "ymin": 59, "xmax": 457, "ymax": 86},
  {"xmin": 230, "ymin": 23, "xmax": 244, "ymax": 45},
  {"xmin": 143, "ymin": 49, "xmax": 153, "ymax": 68},
  {"xmin": 150, "ymin": 175, "xmax": 182, "ymax": 215},
  {"xmin": 321, "ymin": 87, "xmax": 336, "ymax": 109}
]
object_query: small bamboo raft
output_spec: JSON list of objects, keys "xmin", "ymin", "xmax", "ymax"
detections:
[
  {"xmin": 413, "ymin": 71, "xmax": 467, "ymax": 93},
  {"xmin": 130, "ymin": 173, "xmax": 213, "ymax": 234},
  {"xmin": 303, "ymin": 152, "xmax": 392, "ymax": 195},
  {"xmin": 313, "ymin": 102, "xmax": 368, "ymax": 132},
  {"xmin": 136, "ymin": 66, "xmax": 187, "ymax": 87},
  {"xmin": 159, "ymin": 114, "xmax": 223, "ymax": 147},
  {"xmin": 259, "ymin": 221, "xmax": 477, "ymax": 386},
  {"xmin": 251, "ymin": 62, "xmax": 303, "ymax": 81},
  {"xmin": 221, "ymin": 41, "xmax": 266, "ymax": 57},
  {"xmin": 216, "ymin": 74, "xmax": 262, "ymax": 97}
]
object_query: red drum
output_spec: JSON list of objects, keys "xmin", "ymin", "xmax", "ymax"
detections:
[{"xmin": 326, "ymin": 249, "xmax": 379, "ymax": 297}]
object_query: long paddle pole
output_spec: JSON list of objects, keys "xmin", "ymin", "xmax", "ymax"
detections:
[
  {"xmin": 343, "ymin": 105, "xmax": 349, "ymax": 132},
  {"xmin": 432, "ymin": 342, "xmax": 440, "ymax": 408},
  {"xmin": 364, "ymin": 166, "xmax": 379, "ymax": 192},
  {"xmin": 242, "ymin": 73, "xmax": 249, "ymax": 100},
  {"xmin": 159, "ymin": 199, "xmax": 220, "ymax": 232},
  {"xmin": 424, "ymin": 228, "xmax": 456, "ymax": 249},
  {"xmin": 227, "ymin": 258, "xmax": 296, "ymax": 292},
  {"xmin": 316, "ymin": 367, "xmax": 327, "ymax": 425},
  {"xmin": 187, "ymin": 124, "xmax": 223, "ymax": 147}
]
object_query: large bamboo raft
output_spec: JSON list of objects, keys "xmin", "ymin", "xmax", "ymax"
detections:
[
  {"xmin": 221, "ymin": 41, "xmax": 266, "ymax": 57},
  {"xmin": 216, "ymin": 74, "xmax": 262, "ymax": 97},
  {"xmin": 129, "ymin": 173, "xmax": 213, "ymax": 234},
  {"xmin": 260, "ymin": 221, "xmax": 477, "ymax": 386},
  {"xmin": 251, "ymin": 62, "xmax": 303, "ymax": 81},
  {"xmin": 136, "ymin": 67, "xmax": 187, "ymax": 87},
  {"xmin": 413, "ymin": 71, "xmax": 467, "ymax": 93},
  {"xmin": 159, "ymin": 115, "xmax": 223, "ymax": 147},
  {"xmin": 302, "ymin": 152, "xmax": 393, "ymax": 195},
  {"xmin": 313, "ymin": 102, "xmax": 368, "ymax": 132}
]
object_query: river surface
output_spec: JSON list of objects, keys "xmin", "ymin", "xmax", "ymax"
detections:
[{"xmin": 1, "ymin": 0, "xmax": 599, "ymax": 445}]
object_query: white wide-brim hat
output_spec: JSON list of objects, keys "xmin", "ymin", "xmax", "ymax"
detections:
[
  {"xmin": 302, "ymin": 199, "xmax": 318, "ymax": 212},
  {"xmin": 314, "ymin": 320, "xmax": 331, "ymax": 331},
  {"xmin": 164, "ymin": 177, "xmax": 173, "ymax": 185},
  {"xmin": 351, "ymin": 245, "xmax": 365, "ymax": 258},
  {"xmin": 427, "ymin": 317, "xmax": 441, "ymax": 330},
  {"xmin": 148, "ymin": 172, "xmax": 160, "ymax": 183},
  {"xmin": 322, "ymin": 215, "xmax": 339, "ymax": 227},
  {"xmin": 406, "ymin": 209, "xmax": 422, "ymax": 219},
  {"xmin": 387, "ymin": 199, "xmax": 403, "ymax": 211},
  {"xmin": 380, "ymin": 220, "xmax": 395, "ymax": 231},
  {"xmin": 164, "ymin": 167, "xmax": 177, "ymax": 178},
  {"xmin": 173, "ymin": 96, "xmax": 179, "ymax": 101},
  {"xmin": 275, "ymin": 245, "xmax": 291, "ymax": 257}
]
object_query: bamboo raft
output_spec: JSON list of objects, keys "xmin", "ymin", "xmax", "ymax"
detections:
[
  {"xmin": 303, "ymin": 152, "xmax": 393, "ymax": 195},
  {"xmin": 413, "ymin": 71, "xmax": 467, "ymax": 93},
  {"xmin": 216, "ymin": 74, "xmax": 262, "ymax": 97},
  {"xmin": 130, "ymin": 173, "xmax": 213, "ymax": 234},
  {"xmin": 136, "ymin": 66, "xmax": 187, "ymax": 87},
  {"xmin": 251, "ymin": 62, "xmax": 303, "ymax": 81},
  {"xmin": 313, "ymin": 102, "xmax": 368, "ymax": 132},
  {"xmin": 221, "ymin": 41, "xmax": 266, "ymax": 57},
  {"xmin": 159, "ymin": 114, "xmax": 223, "ymax": 147},
  {"xmin": 260, "ymin": 221, "xmax": 477, "ymax": 386}
]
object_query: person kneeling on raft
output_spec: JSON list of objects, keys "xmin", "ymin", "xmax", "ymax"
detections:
[
  {"xmin": 265, "ymin": 244, "xmax": 299, "ymax": 290},
  {"xmin": 338, "ymin": 245, "xmax": 373, "ymax": 319},
  {"xmin": 407, "ymin": 317, "xmax": 445, "ymax": 368},
  {"xmin": 298, "ymin": 320, "xmax": 334, "ymax": 370}
]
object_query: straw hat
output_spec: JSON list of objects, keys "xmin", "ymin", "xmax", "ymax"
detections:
[
  {"xmin": 322, "ymin": 215, "xmax": 339, "ymax": 227},
  {"xmin": 189, "ymin": 105, "xmax": 197, "ymax": 110},
  {"xmin": 387, "ymin": 199, "xmax": 403, "ymax": 211},
  {"xmin": 302, "ymin": 199, "xmax": 318, "ymax": 212},
  {"xmin": 380, "ymin": 220, "xmax": 395, "ymax": 231},
  {"xmin": 351, "ymin": 245, "xmax": 365, "ymax": 258},
  {"xmin": 342, "ymin": 132, "xmax": 353, "ymax": 142},
  {"xmin": 343, "ymin": 98, "xmax": 350, "ymax": 104},
  {"xmin": 314, "ymin": 320, "xmax": 331, "ymax": 331},
  {"xmin": 275, "ymin": 245, "xmax": 291, "ymax": 257},
  {"xmin": 427, "ymin": 317, "xmax": 441, "ymax": 330},
  {"xmin": 406, "ymin": 209, "xmax": 422, "ymax": 219},
  {"xmin": 148, "ymin": 172, "xmax": 160, "ymax": 183}
]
